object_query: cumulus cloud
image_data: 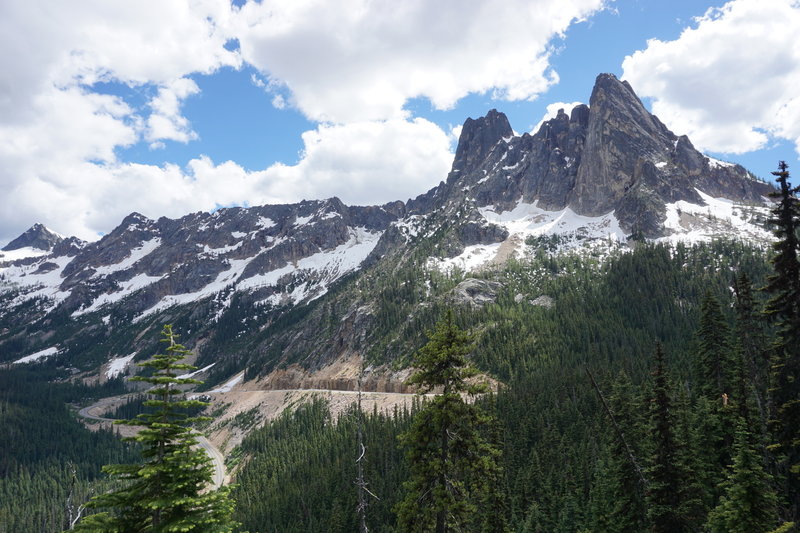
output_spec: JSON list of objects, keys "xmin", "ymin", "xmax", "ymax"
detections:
[
  {"xmin": 235, "ymin": 0, "xmax": 606, "ymax": 122},
  {"xmin": 0, "ymin": 0, "xmax": 240, "ymax": 242},
  {"xmin": 146, "ymin": 78, "xmax": 201, "ymax": 146},
  {"xmin": 0, "ymin": 0, "xmax": 608, "ymax": 244},
  {"xmin": 531, "ymin": 101, "xmax": 585, "ymax": 134},
  {"xmin": 622, "ymin": 0, "xmax": 800, "ymax": 155},
  {"xmin": 0, "ymin": 118, "xmax": 452, "ymax": 242}
]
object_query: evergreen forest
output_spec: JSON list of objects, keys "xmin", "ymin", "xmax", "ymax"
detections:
[{"xmin": 1, "ymin": 166, "xmax": 799, "ymax": 532}]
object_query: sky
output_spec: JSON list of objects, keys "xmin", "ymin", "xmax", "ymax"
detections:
[{"xmin": 2, "ymin": 0, "xmax": 800, "ymax": 245}]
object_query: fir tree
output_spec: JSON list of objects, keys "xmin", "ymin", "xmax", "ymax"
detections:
[
  {"xmin": 646, "ymin": 343, "xmax": 687, "ymax": 533},
  {"xmin": 395, "ymin": 310, "xmax": 507, "ymax": 533},
  {"xmin": 764, "ymin": 161, "xmax": 800, "ymax": 521},
  {"xmin": 589, "ymin": 373, "xmax": 647, "ymax": 533},
  {"xmin": 72, "ymin": 325, "xmax": 238, "ymax": 533},
  {"xmin": 732, "ymin": 272, "xmax": 770, "ymax": 430},
  {"xmin": 695, "ymin": 290, "xmax": 733, "ymax": 400},
  {"xmin": 706, "ymin": 420, "xmax": 778, "ymax": 533}
]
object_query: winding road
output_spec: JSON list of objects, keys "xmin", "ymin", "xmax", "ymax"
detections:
[{"xmin": 77, "ymin": 395, "xmax": 227, "ymax": 489}]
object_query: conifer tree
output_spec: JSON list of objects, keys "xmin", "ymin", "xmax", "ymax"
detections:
[
  {"xmin": 395, "ymin": 310, "xmax": 506, "ymax": 533},
  {"xmin": 695, "ymin": 290, "xmax": 733, "ymax": 400},
  {"xmin": 706, "ymin": 421, "xmax": 778, "ymax": 533},
  {"xmin": 72, "ymin": 325, "xmax": 238, "ymax": 533},
  {"xmin": 764, "ymin": 161, "xmax": 800, "ymax": 521},
  {"xmin": 646, "ymin": 343, "xmax": 687, "ymax": 533},
  {"xmin": 732, "ymin": 272, "xmax": 770, "ymax": 430},
  {"xmin": 589, "ymin": 373, "xmax": 647, "ymax": 533}
]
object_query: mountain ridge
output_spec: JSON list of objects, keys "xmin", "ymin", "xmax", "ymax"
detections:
[{"xmin": 0, "ymin": 73, "xmax": 777, "ymax": 383}]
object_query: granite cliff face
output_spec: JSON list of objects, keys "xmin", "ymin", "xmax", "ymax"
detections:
[
  {"xmin": 412, "ymin": 73, "xmax": 772, "ymax": 242},
  {"xmin": 0, "ymin": 73, "xmax": 777, "ymax": 381}
]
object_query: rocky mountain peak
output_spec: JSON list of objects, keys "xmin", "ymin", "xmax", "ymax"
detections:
[
  {"xmin": 2, "ymin": 223, "xmax": 64, "ymax": 251},
  {"xmin": 451, "ymin": 108, "xmax": 513, "ymax": 176}
]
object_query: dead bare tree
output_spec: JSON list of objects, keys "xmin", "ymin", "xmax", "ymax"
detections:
[
  {"xmin": 65, "ymin": 463, "xmax": 87, "ymax": 530},
  {"xmin": 355, "ymin": 355, "xmax": 379, "ymax": 533}
]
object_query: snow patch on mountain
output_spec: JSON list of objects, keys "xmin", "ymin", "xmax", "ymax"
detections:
[
  {"xmin": 134, "ymin": 227, "xmax": 382, "ymax": 321},
  {"xmin": 432, "ymin": 243, "xmax": 503, "ymax": 273},
  {"xmin": 1, "ymin": 254, "xmax": 74, "ymax": 311},
  {"xmin": 429, "ymin": 191, "xmax": 771, "ymax": 274},
  {"xmin": 429, "ymin": 201, "xmax": 627, "ymax": 273},
  {"xmin": 74, "ymin": 273, "xmax": 166, "ymax": 317},
  {"xmin": 92, "ymin": 238, "xmax": 161, "ymax": 277},
  {"xmin": 0, "ymin": 247, "xmax": 50, "ymax": 262},
  {"xmin": 207, "ymin": 372, "xmax": 244, "ymax": 393},
  {"xmin": 480, "ymin": 201, "xmax": 627, "ymax": 242},
  {"xmin": 135, "ymin": 257, "xmax": 255, "ymax": 322},
  {"xmin": 660, "ymin": 189, "xmax": 772, "ymax": 245},
  {"xmin": 106, "ymin": 352, "xmax": 136, "ymax": 378},
  {"xmin": 14, "ymin": 346, "xmax": 60, "ymax": 364}
]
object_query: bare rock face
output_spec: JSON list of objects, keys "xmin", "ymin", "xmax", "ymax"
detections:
[
  {"xmin": 571, "ymin": 74, "xmax": 677, "ymax": 216},
  {"xmin": 2, "ymin": 223, "xmax": 64, "ymax": 251},
  {"xmin": 432, "ymin": 73, "xmax": 773, "ymax": 238},
  {"xmin": 451, "ymin": 278, "xmax": 504, "ymax": 307},
  {"xmin": 451, "ymin": 109, "xmax": 514, "ymax": 176}
]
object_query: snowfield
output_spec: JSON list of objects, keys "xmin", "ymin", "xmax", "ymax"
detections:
[{"xmin": 428, "ymin": 191, "xmax": 771, "ymax": 274}]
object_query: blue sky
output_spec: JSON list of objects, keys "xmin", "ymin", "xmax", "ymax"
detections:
[{"xmin": 1, "ymin": 0, "xmax": 799, "ymax": 244}]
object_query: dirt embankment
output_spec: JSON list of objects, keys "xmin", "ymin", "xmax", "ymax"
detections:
[{"xmin": 257, "ymin": 354, "xmax": 414, "ymax": 393}]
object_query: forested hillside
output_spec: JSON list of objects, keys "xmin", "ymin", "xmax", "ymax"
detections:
[
  {"xmin": 231, "ymin": 238, "xmax": 793, "ymax": 532},
  {"xmin": 0, "ymin": 367, "xmax": 135, "ymax": 532}
]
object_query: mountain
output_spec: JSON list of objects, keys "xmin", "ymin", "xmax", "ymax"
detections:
[
  {"xmin": 2, "ymin": 223, "xmax": 64, "ymax": 252},
  {"xmin": 0, "ymin": 73, "xmax": 776, "ymax": 384}
]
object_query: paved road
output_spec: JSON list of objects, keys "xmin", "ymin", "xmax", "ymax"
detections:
[{"xmin": 77, "ymin": 395, "xmax": 227, "ymax": 489}]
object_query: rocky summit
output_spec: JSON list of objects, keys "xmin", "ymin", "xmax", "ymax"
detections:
[
  {"xmin": 0, "ymin": 73, "xmax": 777, "ymax": 382},
  {"xmin": 1, "ymin": 223, "xmax": 64, "ymax": 252}
]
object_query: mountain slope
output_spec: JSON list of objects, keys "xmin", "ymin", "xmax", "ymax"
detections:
[{"xmin": 0, "ymin": 73, "xmax": 776, "ymax": 383}]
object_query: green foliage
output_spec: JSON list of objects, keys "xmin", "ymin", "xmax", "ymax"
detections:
[
  {"xmin": 232, "ymin": 399, "xmax": 412, "ymax": 533},
  {"xmin": 396, "ymin": 311, "xmax": 506, "ymax": 533},
  {"xmin": 694, "ymin": 290, "xmax": 734, "ymax": 399},
  {"xmin": 0, "ymin": 367, "xmax": 136, "ymax": 533},
  {"xmin": 646, "ymin": 344, "xmax": 688, "ymax": 533},
  {"xmin": 764, "ymin": 161, "xmax": 800, "ymax": 522},
  {"xmin": 73, "ymin": 325, "xmax": 238, "ymax": 533},
  {"xmin": 706, "ymin": 421, "xmax": 778, "ymax": 533}
]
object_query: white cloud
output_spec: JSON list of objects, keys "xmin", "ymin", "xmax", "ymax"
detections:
[
  {"xmin": 146, "ymin": 78, "xmax": 201, "ymax": 146},
  {"xmin": 0, "ymin": 0, "xmax": 240, "ymax": 243},
  {"xmin": 0, "ymin": 118, "xmax": 453, "ymax": 242},
  {"xmin": 235, "ymin": 0, "xmax": 607, "ymax": 122},
  {"xmin": 256, "ymin": 118, "xmax": 454, "ymax": 205},
  {"xmin": 531, "ymin": 101, "xmax": 585, "ymax": 134},
  {"xmin": 0, "ymin": 0, "xmax": 609, "ymax": 244},
  {"xmin": 622, "ymin": 0, "xmax": 800, "ymax": 155}
]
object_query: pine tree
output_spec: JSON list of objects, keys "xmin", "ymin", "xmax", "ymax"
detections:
[
  {"xmin": 646, "ymin": 343, "xmax": 687, "ymax": 533},
  {"xmin": 695, "ymin": 290, "xmax": 733, "ymax": 400},
  {"xmin": 588, "ymin": 372, "xmax": 647, "ymax": 533},
  {"xmin": 72, "ymin": 325, "xmax": 238, "ymax": 532},
  {"xmin": 706, "ymin": 420, "xmax": 778, "ymax": 533},
  {"xmin": 732, "ymin": 272, "xmax": 770, "ymax": 431},
  {"xmin": 764, "ymin": 161, "xmax": 800, "ymax": 521},
  {"xmin": 395, "ymin": 310, "xmax": 507, "ymax": 533}
]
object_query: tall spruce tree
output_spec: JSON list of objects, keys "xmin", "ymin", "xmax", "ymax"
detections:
[
  {"xmin": 764, "ymin": 161, "xmax": 800, "ymax": 522},
  {"xmin": 589, "ymin": 373, "xmax": 647, "ymax": 533},
  {"xmin": 395, "ymin": 310, "xmax": 506, "ymax": 533},
  {"xmin": 695, "ymin": 290, "xmax": 733, "ymax": 400},
  {"xmin": 646, "ymin": 343, "xmax": 687, "ymax": 533},
  {"xmin": 706, "ymin": 420, "xmax": 778, "ymax": 533},
  {"xmin": 732, "ymin": 272, "xmax": 770, "ymax": 432},
  {"xmin": 72, "ymin": 325, "xmax": 237, "ymax": 533}
]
